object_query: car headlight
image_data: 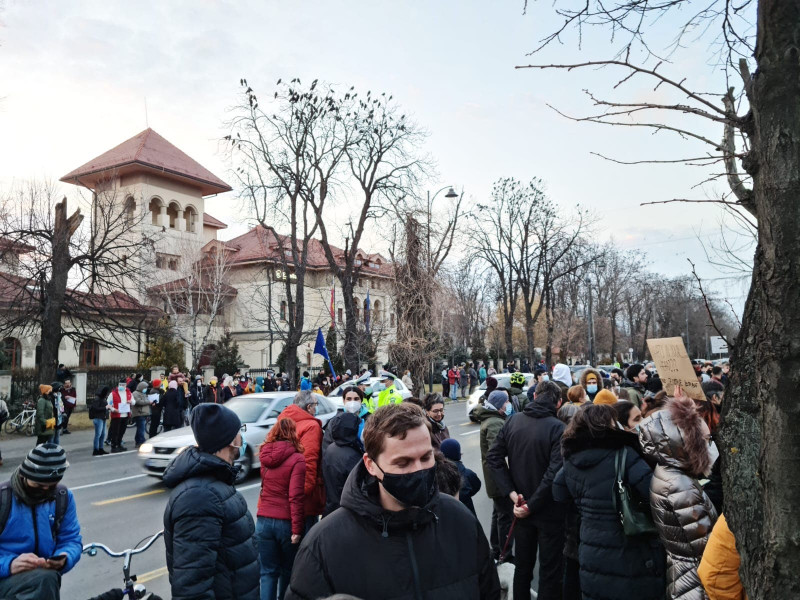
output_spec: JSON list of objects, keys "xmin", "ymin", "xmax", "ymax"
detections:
[{"xmin": 139, "ymin": 443, "xmax": 153, "ymax": 454}]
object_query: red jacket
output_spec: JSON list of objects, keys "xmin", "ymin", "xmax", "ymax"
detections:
[
  {"xmin": 110, "ymin": 388, "xmax": 132, "ymax": 419},
  {"xmin": 278, "ymin": 404, "xmax": 325, "ymax": 516},
  {"xmin": 448, "ymin": 369, "xmax": 457, "ymax": 385},
  {"xmin": 258, "ymin": 441, "xmax": 306, "ymax": 535}
]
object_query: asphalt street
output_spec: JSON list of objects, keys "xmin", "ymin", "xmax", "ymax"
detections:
[{"xmin": 0, "ymin": 402, "xmax": 529, "ymax": 599}]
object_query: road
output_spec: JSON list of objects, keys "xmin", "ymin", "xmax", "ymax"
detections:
[{"xmin": 0, "ymin": 402, "xmax": 530, "ymax": 599}]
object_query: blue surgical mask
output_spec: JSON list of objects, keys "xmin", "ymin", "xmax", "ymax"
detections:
[
  {"xmin": 505, "ymin": 403, "xmax": 513, "ymax": 416},
  {"xmin": 587, "ymin": 384, "xmax": 598, "ymax": 394},
  {"xmin": 541, "ymin": 375, "xmax": 550, "ymax": 382}
]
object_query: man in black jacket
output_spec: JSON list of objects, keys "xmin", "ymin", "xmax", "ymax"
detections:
[
  {"xmin": 487, "ymin": 380, "xmax": 566, "ymax": 600},
  {"xmin": 162, "ymin": 403, "xmax": 258, "ymax": 600},
  {"xmin": 285, "ymin": 403, "xmax": 500, "ymax": 600}
]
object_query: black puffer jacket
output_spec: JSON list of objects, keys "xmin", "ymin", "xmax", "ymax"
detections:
[
  {"xmin": 486, "ymin": 399, "xmax": 565, "ymax": 522},
  {"xmin": 285, "ymin": 461, "xmax": 501, "ymax": 600},
  {"xmin": 554, "ymin": 428, "xmax": 666, "ymax": 600},
  {"xmin": 322, "ymin": 412, "xmax": 363, "ymax": 516},
  {"xmin": 89, "ymin": 386, "xmax": 110, "ymax": 420},
  {"xmin": 163, "ymin": 448, "xmax": 259, "ymax": 600}
]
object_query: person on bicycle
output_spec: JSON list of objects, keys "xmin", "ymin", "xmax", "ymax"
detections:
[{"xmin": 0, "ymin": 443, "xmax": 82, "ymax": 599}]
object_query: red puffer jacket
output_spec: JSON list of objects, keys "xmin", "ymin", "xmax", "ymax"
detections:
[
  {"xmin": 258, "ymin": 441, "xmax": 306, "ymax": 535},
  {"xmin": 278, "ymin": 404, "xmax": 325, "ymax": 517}
]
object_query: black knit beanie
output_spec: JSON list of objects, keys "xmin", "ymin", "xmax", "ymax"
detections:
[{"xmin": 191, "ymin": 403, "xmax": 241, "ymax": 454}]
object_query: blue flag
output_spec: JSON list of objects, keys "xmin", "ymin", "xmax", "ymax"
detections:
[{"xmin": 313, "ymin": 327, "xmax": 337, "ymax": 380}]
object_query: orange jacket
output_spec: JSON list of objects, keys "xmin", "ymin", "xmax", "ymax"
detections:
[
  {"xmin": 278, "ymin": 404, "xmax": 325, "ymax": 517},
  {"xmin": 698, "ymin": 514, "xmax": 747, "ymax": 600}
]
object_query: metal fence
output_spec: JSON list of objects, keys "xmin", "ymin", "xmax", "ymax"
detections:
[
  {"xmin": 9, "ymin": 369, "xmax": 38, "ymax": 412},
  {"xmin": 86, "ymin": 368, "xmax": 134, "ymax": 395}
]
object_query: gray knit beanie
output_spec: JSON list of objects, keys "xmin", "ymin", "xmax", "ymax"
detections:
[
  {"xmin": 487, "ymin": 390, "xmax": 509, "ymax": 411},
  {"xmin": 20, "ymin": 443, "xmax": 68, "ymax": 483}
]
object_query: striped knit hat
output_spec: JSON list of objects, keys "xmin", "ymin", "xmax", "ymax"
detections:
[{"xmin": 20, "ymin": 443, "xmax": 68, "ymax": 483}]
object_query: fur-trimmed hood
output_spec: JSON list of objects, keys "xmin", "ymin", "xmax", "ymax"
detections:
[
  {"xmin": 638, "ymin": 396, "xmax": 711, "ymax": 476},
  {"xmin": 578, "ymin": 368, "xmax": 604, "ymax": 391}
]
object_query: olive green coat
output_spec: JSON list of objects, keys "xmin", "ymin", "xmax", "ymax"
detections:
[
  {"xmin": 473, "ymin": 405, "xmax": 507, "ymax": 499},
  {"xmin": 34, "ymin": 395, "xmax": 54, "ymax": 437}
]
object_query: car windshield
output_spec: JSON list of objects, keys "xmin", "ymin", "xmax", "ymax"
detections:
[
  {"xmin": 223, "ymin": 397, "xmax": 274, "ymax": 423},
  {"xmin": 478, "ymin": 375, "xmax": 534, "ymax": 390}
]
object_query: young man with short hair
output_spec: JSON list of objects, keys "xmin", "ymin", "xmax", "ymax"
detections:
[{"xmin": 285, "ymin": 403, "xmax": 500, "ymax": 600}]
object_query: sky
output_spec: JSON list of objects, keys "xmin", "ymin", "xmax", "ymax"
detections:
[{"xmin": 0, "ymin": 0, "xmax": 753, "ymax": 309}]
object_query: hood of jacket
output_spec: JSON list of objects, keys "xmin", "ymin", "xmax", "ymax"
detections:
[
  {"xmin": 639, "ymin": 396, "xmax": 711, "ymax": 476},
  {"xmin": 522, "ymin": 398, "xmax": 558, "ymax": 419},
  {"xmin": 562, "ymin": 426, "xmax": 642, "ymax": 469},
  {"xmin": 552, "ymin": 364, "xmax": 573, "ymax": 387},
  {"xmin": 162, "ymin": 446, "xmax": 238, "ymax": 488},
  {"xmin": 471, "ymin": 405, "xmax": 506, "ymax": 424},
  {"xmin": 620, "ymin": 378, "xmax": 643, "ymax": 390},
  {"xmin": 260, "ymin": 440, "xmax": 299, "ymax": 469},
  {"xmin": 339, "ymin": 460, "xmax": 438, "ymax": 534},
  {"xmin": 280, "ymin": 403, "xmax": 322, "ymax": 427},
  {"xmin": 330, "ymin": 412, "xmax": 361, "ymax": 447},
  {"xmin": 95, "ymin": 385, "xmax": 110, "ymax": 399},
  {"xmin": 136, "ymin": 381, "xmax": 149, "ymax": 393},
  {"xmin": 578, "ymin": 367, "xmax": 604, "ymax": 390}
]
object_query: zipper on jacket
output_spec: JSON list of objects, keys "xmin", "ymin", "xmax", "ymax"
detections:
[
  {"xmin": 31, "ymin": 506, "xmax": 39, "ymax": 557},
  {"xmin": 406, "ymin": 532, "xmax": 424, "ymax": 600}
]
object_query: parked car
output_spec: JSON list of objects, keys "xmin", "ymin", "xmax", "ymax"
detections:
[
  {"xmin": 326, "ymin": 376, "xmax": 412, "ymax": 408},
  {"xmin": 138, "ymin": 392, "xmax": 337, "ymax": 483},
  {"xmin": 466, "ymin": 373, "xmax": 535, "ymax": 421}
]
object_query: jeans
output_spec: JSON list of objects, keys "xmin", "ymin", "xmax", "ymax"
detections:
[
  {"xmin": 449, "ymin": 383, "xmax": 459, "ymax": 401},
  {"xmin": 460, "ymin": 382, "xmax": 468, "ymax": 398},
  {"xmin": 52, "ymin": 423, "xmax": 60, "ymax": 445},
  {"xmin": 92, "ymin": 418, "xmax": 106, "ymax": 451},
  {"xmin": 0, "ymin": 568, "xmax": 60, "ymax": 600},
  {"xmin": 133, "ymin": 416, "xmax": 148, "ymax": 445},
  {"xmin": 513, "ymin": 518, "xmax": 565, "ymax": 600},
  {"xmin": 149, "ymin": 405, "xmax": 162, "ymax": 438},
  {"xmin": 256, "ymin": 517, "xmax": 298, "ymax": 600},
  {"xmin": 62, "ymin": 402, "xmax": 75, "ymax": 430}
]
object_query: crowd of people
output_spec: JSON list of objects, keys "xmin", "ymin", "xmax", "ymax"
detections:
[{"xmin": 0, "ymin": 356, "xmax": 743, "ymax": 600}]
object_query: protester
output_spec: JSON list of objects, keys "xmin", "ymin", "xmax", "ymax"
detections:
[
  {"xmin": 130, "ymin": 381, "xmax": 151, "ymax": 449},
  {"xmin": 107, "ymin": 380, "xmax": 131, "ymax": 453},
  {"xmin": 592, "ymin": 388, "xmax": 618, "ymax": 405},
  {"xmin": 60, "ymin": 378, "xmax": 77, "ymax": 435},
  {"xmin": 487, "ymin": 380, "xmax": 566, "ymax": 600},
  {"xmin": 401, "ymin": 369, "xmax": 413, "ymax": 390},
  {"xmin": 552, "ymin": 363, "xmax": 573, "ymax": 402},
  {"xmin": 468, "ymin": 363, "xmax": 479, "ymax": 394},
  {"xmin": 206, "ymin": 376, "xmax": 219, "ymax": 403},
  {"xmin": 459, "ymin": 364, "xmax": 469, "ymax": 399},
  {"xmin": 554, "ymin": 404, "xmax": 666, "ymax": 600},
  {"xmin": 49, "ymin": 382, "xmax": 65, "ymax": 445},
  {"xmin": 434, "ymin": 450, "xmax": 463, "ymax": 498},
  {"xmin": 284, "ymin": 403, "xmax": 500, "ymax": 600},
  {"xmin": 148, "ymin": 379, "xmax": 164, "ymax": 438},
  {"xmin": 321, "ymin": 412, "xmax": 362, "ymax": 517},
  {"xmin": 257, "ymin": 418, "xmax": 306, "ymax": 600},
  {"xmin": 0, "ymin": 444, "xmax": 82, "ymax": 600},
  {"xmin": 34, "ymin": 384, "xmax": 56, "ymax": 445},
  {"xmin": 471, "ymin": 389, "xmax": 512, "ymax": 560},
  {"xmin": 613, "ymin": 400, "xmax": 643, "ymax": 431},
  {"xmin": 447, "ymin": 365, "xmax": 458, "ymax": 401},
  {"xmin": 163, "ymin": 403, "xmax": 259, "ymax": 600},
  {"xmin": 222, "ymin": 376, "xmax": 238, "ymax": 402},
  {"xmin": 161, "ymin": 380, "xmax": 184, "ymax": 432},
  {"xmin": 89, "ymin": 386, "xmax": 110, "ymax": 456},
  {"xmin": 621, "ymin": 364, "xmax": 648, "ymax": 407},
  {"xmin": 639, "ymin": 388, "xmax": 719, "ymax": 600},
  {"xmin": 578, "ymin": 367, "xmax": 604, "ymax": 402},
  {"xmin": 507, "ymin": 371, "xmax": 528, "ymax": 412},
  {"xmin": 299, "ymin": 371, "xmax": 313, "ymax": 391},
  {"xmin": 440, "ymin": 438, "xmax": 481, "ymax": 516},
  {"xmin": 323, "ymin": 387, "xmax": 367, "ymax": 452},
  {"xmin": 697, "ymin": 514, "xmax": 745, "ymax": 600},
  {"xmin": 478, "ymin": 363, "xmax": 487, "ymax": 383},
  {"xmin": 424, "ymin": 392, "xmax": 450, "ymax": 448},
  {"xmin": 278, "ymin": 391, "xmax": 325, "ymax": 530},
  {"xmin": 641, "ymin": 389, "xmax": 668, "ymax": 419},
  {"xmin": 190, "ymin": 375, "xmax": 206, "ymax": 407}
]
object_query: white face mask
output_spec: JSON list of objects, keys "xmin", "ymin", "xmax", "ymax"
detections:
[
  {"xmin": 344, "ymin": 400, "xmax": 362, "ymax": 414},
  {"xmin": 705, "ymin": 441, "xmax": 720, "ymax": 476}
]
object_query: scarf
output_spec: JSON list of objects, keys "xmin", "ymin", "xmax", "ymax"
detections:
[{"xmin": 11, "ymin": 467, "xmax": 56, "ymax": 507}]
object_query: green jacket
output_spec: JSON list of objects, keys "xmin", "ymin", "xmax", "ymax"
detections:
[
  {"xmin": 508, "ymin": 386, "xmax": 528, "ymax": 412},
  {"xmin": 376, "ymin": 385, "xmax": 402, "ymax": 410},
  {"xmin": 34, "ymin": 395, "xmax": 54, "ymax": 437},
  {"xmin": 473, "ymin": 405, "xmax": 507, "ymax": 499}
]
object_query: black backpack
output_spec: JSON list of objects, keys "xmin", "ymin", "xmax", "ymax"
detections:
[{"xmin": 0, "ymin": 482, "xmax": 69, "ymax": 538}]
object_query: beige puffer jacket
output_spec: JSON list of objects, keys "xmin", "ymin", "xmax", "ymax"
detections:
[{"xmin": 639, "ymin": 399, "xmax": 718, "ymax": 600}]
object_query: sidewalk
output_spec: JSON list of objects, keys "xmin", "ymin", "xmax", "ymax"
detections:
[{"xmin": 1, "ymin": 428, "xmax": 96, "ymax": 472}]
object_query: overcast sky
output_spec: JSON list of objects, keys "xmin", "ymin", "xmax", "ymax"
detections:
[{"xmin": 0, "ymin": 0, "xmax": 753, "ymax": 307}]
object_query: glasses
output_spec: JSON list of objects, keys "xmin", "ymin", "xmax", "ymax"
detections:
[
  {"xmin": 240, "ymin": 424, "xmax": 247, "ymax": 433},
  {"xmin": 430, "ymin": 409, "xmax": 445, "ymax": 415}
]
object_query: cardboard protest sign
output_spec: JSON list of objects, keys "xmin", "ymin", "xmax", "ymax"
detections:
[{"xmin": 646, "ymin": 337, "xmax": 705, "ymax": 401}]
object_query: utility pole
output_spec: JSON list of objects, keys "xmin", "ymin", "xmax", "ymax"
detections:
[
  {"xmin": 685, "ymin": 303, "xmax": 690, "ymax": 357},
  {"xmin": 586, "ymin": 280, "xmax": 595, "ymax": 366}
]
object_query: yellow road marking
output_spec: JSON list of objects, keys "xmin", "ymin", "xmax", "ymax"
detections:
[
  {"xmin": 92, "ymin": 489, "xmax": 165, "ymax": 506},
  {"xmin": 458, "ymin": 422, "xmax": 476, "ymax": 427},
  {"xmin": 137, "ymin": 565, "xmax": 169, "ymax": 583}
]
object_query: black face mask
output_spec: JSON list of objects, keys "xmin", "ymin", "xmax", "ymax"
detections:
[
  {"xmin": 372, "ymin": 460, "xmax": 437, "ymax": 508},
  {"xmin": 25, "ymin": 481, "xmax": 56, "ymax": 503}
]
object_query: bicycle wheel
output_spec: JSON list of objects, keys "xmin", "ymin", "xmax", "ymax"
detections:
[
  {"xmin": 24, "ymin": 416, "xmax": 35, "ymax": 436},
  {"xmin": 3, "ymin": 418, "xmax": 18, "ymax": 434}
]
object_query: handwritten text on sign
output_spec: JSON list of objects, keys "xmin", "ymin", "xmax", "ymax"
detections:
[{"xmin": 646, "ymin": 337, "xmax": 705, "ymax": 401}]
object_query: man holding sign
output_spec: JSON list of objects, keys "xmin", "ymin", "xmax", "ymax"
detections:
[{"xmin": 646, "ymin": 338, "xmax": 706, "ymax": 401}]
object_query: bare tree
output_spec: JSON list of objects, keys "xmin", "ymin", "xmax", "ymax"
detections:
[{"xmin": 0, "ymin": 179, "xmax": 158, "ymax": 380}]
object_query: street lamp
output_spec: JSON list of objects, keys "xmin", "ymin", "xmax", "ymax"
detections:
[{"xmin": 445, "ymin": 187, "xmax": 458, "ymax": 199}]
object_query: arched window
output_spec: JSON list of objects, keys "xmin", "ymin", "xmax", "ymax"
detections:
[
  {"xmin": 2, "ymin": 337, "xmax": 21, "ymax": 369},
  {"xmin": 363, "ymin": 298, "xmax": 370, "ymax": 323},
  {"xmin": 373, "ymin": 300, "xmax": 382, "ymax": 323},
  {"xmin": 183, "ymin": 205, "xmax": 198, "ymax": 233},
  {"xmin": 149, "ymin": 197, "xmax": 163, "ymax": 226},
  {"xmin": 167, "ymin": 202, "xmax": 180, "ymax": 229},
  {"xmin": 124, "ymin": 196, "xmax": 136, "ymax": 225},
  {"xmin": 80, "ymin": 340, "xmax": 100, "ymax": 367}
]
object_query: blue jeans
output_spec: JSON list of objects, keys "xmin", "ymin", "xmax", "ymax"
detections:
[
  {"xmin": 449, "ymin": 383, "xmax": 459, "ymax": 401},
  {"xmin": 92, "ymin": 418, "xmax": 106, "ymax": 451},
  {"xmin": 133, "ymin": 416, "xmax": 147, "ymax": 445},
  {"xmin": 256, "ymin": 517, "xmax": 298, "ymax": 600}
]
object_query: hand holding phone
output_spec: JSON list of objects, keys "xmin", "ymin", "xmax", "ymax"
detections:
[{"xmin": 45, "ymin": 554, "xmax": 66, "ymax": 570}]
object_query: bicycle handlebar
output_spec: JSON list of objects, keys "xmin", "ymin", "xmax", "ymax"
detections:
[{"xmin": 83, "ymin": 530, "xmax": 164, "ymax": 558}]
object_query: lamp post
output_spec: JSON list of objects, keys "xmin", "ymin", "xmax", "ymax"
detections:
[{"xmin": 586, "ymin": 279, "xmax": 595, "ymax": 366}]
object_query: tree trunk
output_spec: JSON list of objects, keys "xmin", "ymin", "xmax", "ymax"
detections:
[
  {"xmin": 524, "ymin": 299, "xmax": 536, "ymax": 367},
  {"xmin": 610, "ymin": 308, "xmax": 618, "ymax": 360},
  {"xmin": 503, "ymin": 302, "xmax": 514, "ymax": 363},
  {"xmin": 721, "ymin": 6, "xmax": 800, "ymax": 598},
  {"xmin": 39, "ymin": 199, "xmax": 81, "ymax": 382},
  {"xmin": 544, "ymin": 288, "xmax": 554, "ymax": 367},
  {"xmin": 341, "ymin": 277, "xmax": 359, "ymax": 374}
]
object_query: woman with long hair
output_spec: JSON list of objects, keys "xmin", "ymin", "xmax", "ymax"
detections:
[
  {"xmin": 554, "ymin": 404, "xmax": 665, "ymax": 600},
  {"xmin": 257, "ymin": 419, "xmax": 306, "ymax": 600}
]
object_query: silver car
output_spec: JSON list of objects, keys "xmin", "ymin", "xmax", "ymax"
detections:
[
  {"xmin": 138, "ymin": 392, "xmax": 337, "ymax": 483},
  {"xmin": 466, "ymin": 373, "xmax": 536, "ymax": 421}
]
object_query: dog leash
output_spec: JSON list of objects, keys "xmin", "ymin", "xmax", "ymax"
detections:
[{"xmin": 497, "ymin": 516, "xmax": 517, "ymax": 563}]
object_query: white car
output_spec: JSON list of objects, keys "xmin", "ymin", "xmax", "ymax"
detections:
[
  {"xmin": 138, "ymin": 392, "xmax": 337, "ymax": 483},
  {"xmin": 466, "ymin": 373, "xmax": 536, "ymax": 421},
  {"xmin": 327, "ymin": 377, "xmax": 413, "ymax": 406}
]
